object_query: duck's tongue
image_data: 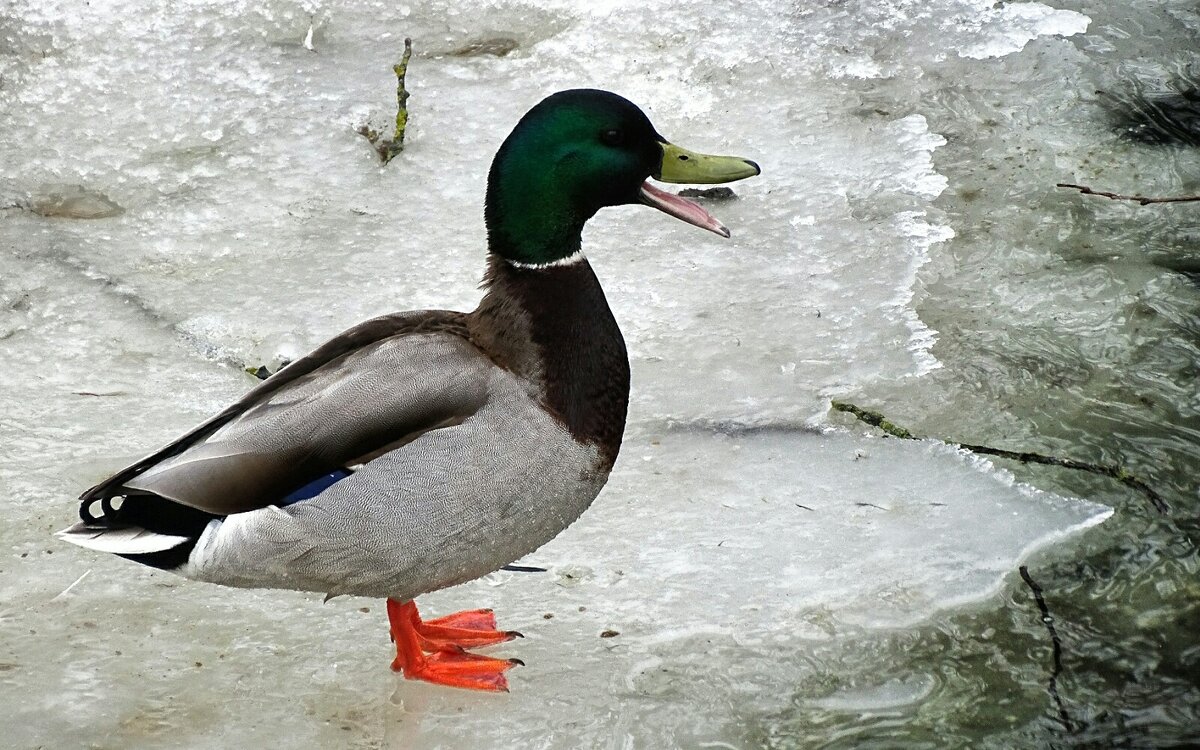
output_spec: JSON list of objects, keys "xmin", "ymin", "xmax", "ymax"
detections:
[{"xmin": 638, "ymin": 181, "xmax": 731, "ymax": 238}]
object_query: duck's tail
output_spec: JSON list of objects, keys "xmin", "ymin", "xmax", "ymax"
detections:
[
  {"xmin": 57, "ymin": 491, "xmax": 220, "ymax": 570},
  {"xmin": 56, "ymin": 522, "xmax": 193, "ymax": 554}
]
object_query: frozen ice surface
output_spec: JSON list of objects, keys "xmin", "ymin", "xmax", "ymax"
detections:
[
  {"xmin": 1, "ymin": 418, "xmax": 1110, "ymax": 748},
  {"xmin": 953, "ymin": 2, "xmax": 1090, "ymax": 61},
  {"xmin": 0, "ymin": 0, "xmax": 1114, "ymax": 747},
  {"xmin": 790, "ymin": 0, "xmax": 1087, "ymax": 78}
]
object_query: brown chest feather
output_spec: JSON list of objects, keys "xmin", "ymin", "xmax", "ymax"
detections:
[{"xmin": 472, "ymin": 257, "xmax": 630, "ymax": 470}]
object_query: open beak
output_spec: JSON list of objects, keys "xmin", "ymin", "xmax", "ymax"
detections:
[{"xmin": 638, "ymin": 142, "xmax": 761, "ymax": 238}]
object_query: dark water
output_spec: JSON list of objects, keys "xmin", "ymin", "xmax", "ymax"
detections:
[{"xmin": 806, "ymin": 1, "xmax": 1200, "ymax": 746}]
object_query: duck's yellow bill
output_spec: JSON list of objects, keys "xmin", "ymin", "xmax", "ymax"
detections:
[{"xmin": 653, "ymin": 143, "xmax": 761, "ymax": 184}]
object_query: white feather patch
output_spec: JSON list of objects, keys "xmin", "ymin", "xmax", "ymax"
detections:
[
  {"xmin": 505, "ymin": 251, "xmax": 586, "ymax": 270},
  {"xmin": 56, "ymin": 523, "xmax": 191, "ymax": 555}
]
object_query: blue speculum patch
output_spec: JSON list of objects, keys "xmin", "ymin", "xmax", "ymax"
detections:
[{"xmin": 279, "ymin": 469, "xmax": 352, "ymax": 505}]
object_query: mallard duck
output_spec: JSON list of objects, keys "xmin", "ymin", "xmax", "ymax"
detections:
[{"xmin": 57, "ymin": 89, "xmax": 760, "ymax": 692}]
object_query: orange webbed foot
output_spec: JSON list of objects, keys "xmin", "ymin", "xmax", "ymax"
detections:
[
  {"xmin": 397, "ymin": 648, "xmax": 523, "ymax": 692},
  {"xmin": 387, "ymin": 599, "xmax": 523, "ymax": 692}
]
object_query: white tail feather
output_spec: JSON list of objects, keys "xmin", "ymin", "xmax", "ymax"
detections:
[{"xmin": 56, "ymin": 523, "xmax": 191, "ymax": 555}]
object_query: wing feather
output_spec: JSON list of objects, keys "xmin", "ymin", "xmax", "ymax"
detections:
[{"xmin": 80, "ymin": 311, "xmax": 493, "ymax": 516}]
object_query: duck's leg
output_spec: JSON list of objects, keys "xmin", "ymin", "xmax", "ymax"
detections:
[{"xmin": 387, "ymin": 599, "xmax": 522, "ymax": 692}]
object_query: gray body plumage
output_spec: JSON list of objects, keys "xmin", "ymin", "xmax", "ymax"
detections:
[{"xmin": 183, "ymin": 343, "xmax": 606, "ymax": 600}]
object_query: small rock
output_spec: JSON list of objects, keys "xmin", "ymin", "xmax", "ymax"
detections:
[
  {"xmin": 449, "ymin": 38, "xmax": 519, "ymax": 57},
  {"xmin": 30, "ymin": 185, "xmax": 124, "ymax": 219},
  {"xmin": 600, "ymin": 629, "xmax": 619, "ymax": 638},
  {"xmin": 677, "ymin": 187, "xmax": 738, "ymax": 201},
  {"xmin": 245, "ymin": 359, "xmax": 292, "ymax": 380},
  {"xmin": 554, "ymin": 564, "xmax": 593, "ymax": 587}
]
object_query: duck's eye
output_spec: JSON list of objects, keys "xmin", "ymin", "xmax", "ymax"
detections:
[{"xmin": 600, "ymin": 129, "xmax": 625, "ymax": 147}]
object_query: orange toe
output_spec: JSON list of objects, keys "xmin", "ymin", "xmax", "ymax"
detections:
[
  {"xmin": 387, "ymin": 598, "xmax": 523, "ymax": 692},
  {"xmin": 405, "ymin": 650, "xmax": 521, "ymax": 692},
  {"xmin": 417, "ymin": 620, "xmax": 522, "ymax": 651},
  {"xmin": 424, "ymin": 608, "xmax": 499, "ymax": 631}
]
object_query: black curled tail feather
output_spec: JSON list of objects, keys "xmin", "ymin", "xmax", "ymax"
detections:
[{"xmin": 77, "ymin": 489, "xmax": 221, "ymax": 570}]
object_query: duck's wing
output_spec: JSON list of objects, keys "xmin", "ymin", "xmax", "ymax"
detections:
[{"xmin": 78, "ymin": 310, "xmax": 493, "ymax": 518}]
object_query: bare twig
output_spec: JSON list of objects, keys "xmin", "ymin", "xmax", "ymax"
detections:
[
  {"xmin": 830, "ymin": 401, "xmax": 1168, "ymax": 513},
  {"xmin": 827, "ymin": 401, "xmax": 915, "ymax": 439},
  {"xmin": 953, "ymin": 441, "xmax": 1167, "ymax": 513},
  {"xmin": 357, "ymin": 38, "xmax": 414, "ymax": 164},
  {"xmin": 386, "ymin": 37, "xmax": 414, "ymax": 163},
  {"xmin": 52, "ymin": 569, "xmax": 91, "ymax": 600},
  {"xmin": 1056, "ymin": 183, "xmax": 1200, "ymax": 205},
  {"xmin": 1020, "ymin": 565, "xmax": 1077, "ymax": 734}
]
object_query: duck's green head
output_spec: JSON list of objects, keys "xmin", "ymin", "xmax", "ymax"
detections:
[{"xmin": 485, "ymin": 89, "xmax": 761, "ymax": 266}]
